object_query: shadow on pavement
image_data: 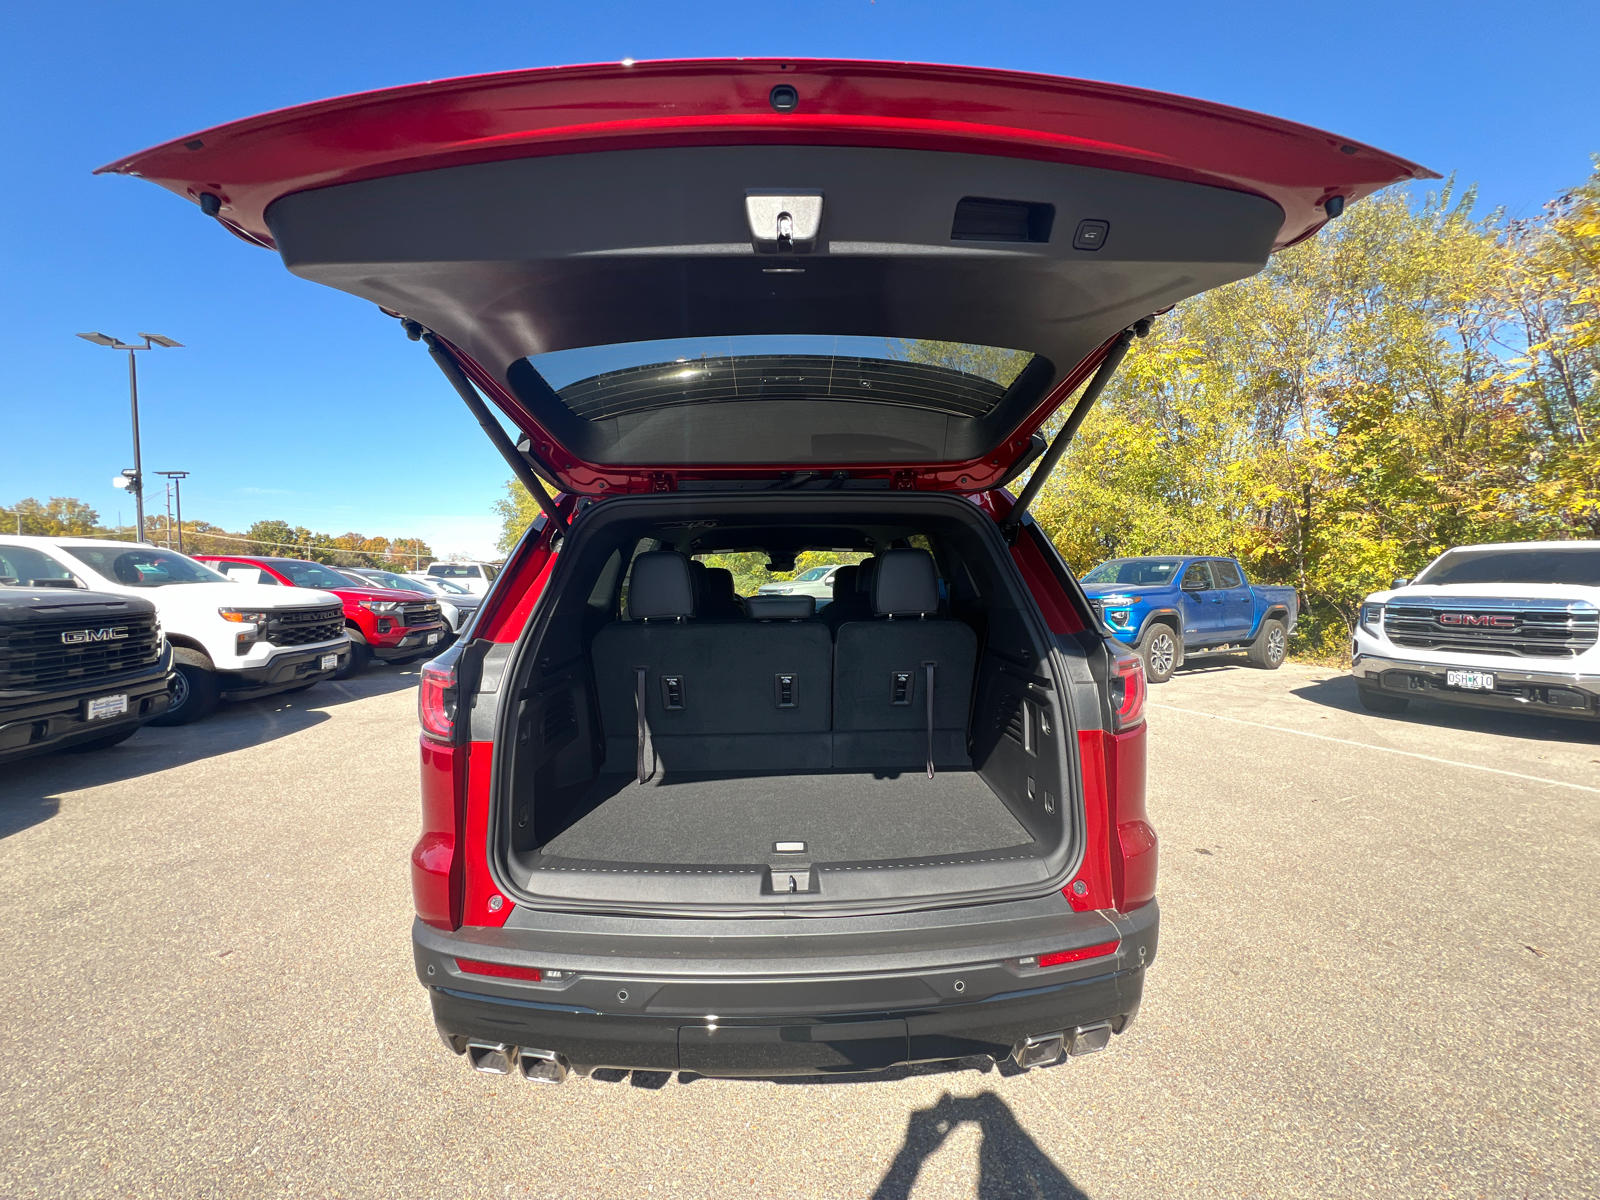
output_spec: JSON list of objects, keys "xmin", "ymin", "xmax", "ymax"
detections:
[
  {"xmin": 0, "ymin": 664, "xmax": 422, "ymax": 836},
  {"xmin": 1291, "ymin": 673, "xmax": 1600, "ymax": 744},
  {"xmin": 870, "ymin": 1091, "xmax": 1088, "ymax": 1199}
]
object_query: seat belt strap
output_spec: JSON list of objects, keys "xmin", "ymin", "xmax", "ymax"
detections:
[
  {"xmin": 923, "ymin": 661, "xmax": 937, "ymax": 779},
  {"xmin": 635, "ymin": 666, "xmax": 653, "ymax": 784}
]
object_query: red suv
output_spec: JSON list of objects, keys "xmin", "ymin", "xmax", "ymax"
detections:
[
  {"xmin": 196, "ymin": 556, "xmax": 447, "ymax": 677},
  {"xmin": 119, "ymin": 60, "xmax": 1424, "ymax": 1080}
]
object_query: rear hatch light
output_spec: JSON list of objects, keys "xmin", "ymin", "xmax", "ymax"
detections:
[{"xmin": 103, "ymin": 60, "xmax": 1430, "ymax": 495}]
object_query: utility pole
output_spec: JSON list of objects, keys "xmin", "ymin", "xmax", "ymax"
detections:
[
  {"xmin": 156, "ymin": 471, "xmax": 190, "ymax": 553},
  {"xmin": 77, "ymin": 332, "xmax": 183, "ymax": 543}
]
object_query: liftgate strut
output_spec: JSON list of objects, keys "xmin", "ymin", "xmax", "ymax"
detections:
[
  {"xmin": 1000, "ymin": 317, "xmax": 1151, "ymax": 539},
  {"xmin": 406, "ymin": 321, "xmax": 566, "ymax": 530}
]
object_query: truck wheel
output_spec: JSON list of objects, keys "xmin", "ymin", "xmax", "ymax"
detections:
[
  {"xmin": 1137, "ymin": 624, "xmax": 1179, "ymax": 684},
  {"xmin": 1246, "ymin": 618, "xmax": 1288, "ymax": 669},
  {"xmin": 334, "ymin": 631, "xmax": 372, "ymax": 680},
  {"xmin": 149, "ymin": 649, "xmax": 222, "ymax": 726},
  {"xmin": 63, "ymin": 726, "xmax": 140, "ymax": 753},
  {"xmin": 1356, "ymin": 683, "xmax": 1410, "ymax": 714}
]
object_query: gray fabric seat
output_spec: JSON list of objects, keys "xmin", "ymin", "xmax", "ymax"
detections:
[
  {"xmin": 593, "ymin": 552, "xmax": 832, "ymax": 776},
  {"xmin": 832, "ymin": 549, "xmax": 977, "ymax": 773}
]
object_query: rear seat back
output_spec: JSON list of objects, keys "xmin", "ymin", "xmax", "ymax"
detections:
[
  {"xmin": 592, "ymin": 552, "xmax": 831, "ymax": 774},
  {"xmin": 832, "ymin": 549, "xmax": 976, "ymax": 771}
]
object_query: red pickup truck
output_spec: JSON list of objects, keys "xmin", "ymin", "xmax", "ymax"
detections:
[{"xmin": 197, "ymin": 555, "xmax": 447, "ymax": 677}]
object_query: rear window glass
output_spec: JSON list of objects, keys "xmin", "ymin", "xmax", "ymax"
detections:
[
  {"xmin": 268, "ymin": 560, "xmax": 360, "ymax": 589},
  {"xmin": 1211, "ymin": 561, "xmax": 1244, "ymax": 588},
  {"xmin": 65, "ymin": 546, "xmax": 227, "ymax": 587},
  {"xmin": 429, "ymin": 564, "xmax": 481, "ymax": 578},
  {"xmin": 528, "ymin": 335, "xmax": 1036, "ymax": 422},
  {"xmin": 1082, "ymin": 558, "xmax": 1184, "ymax": 586},
  {"xmin": 1417, "ymin": 546, "xmax": 1600, "ymax": 587}
]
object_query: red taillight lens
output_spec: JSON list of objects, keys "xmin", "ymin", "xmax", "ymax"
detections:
[
  {"xmin": 418, "ymin": 661, "xmax": 457, "ymax": 742},
  {"xmin": 1038, "ymin": 939, "xmax": 1121, "ymax": 968},
  {"xmin": 1110, "ymin": 650, "xmax": 1146, "ymax": 731},
  {"xmin": 455, "ymin": 958, "xmax": 541, "ymax": 982}
]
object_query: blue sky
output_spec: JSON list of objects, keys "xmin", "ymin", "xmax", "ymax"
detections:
[{"xmin": 3, "ymin": 1, "xmax": 1596, "ymax": 559}]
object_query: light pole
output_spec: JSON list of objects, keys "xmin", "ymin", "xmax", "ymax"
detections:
[
  {"xmin": 155, "ymin": 471, "xmax": 190, "ymax": 553},
  {"xmin": 77, "ymin": 332, "xmax": 183, "ymax": 543}
]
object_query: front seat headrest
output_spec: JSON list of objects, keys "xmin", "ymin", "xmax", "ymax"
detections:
[
  {"xmin": 831, "ymin": 565, "xmax": 859, "ymax": 600},
  {"xmin": 872, "ymin": 549, "xmax": 939, "ymax": 617},
  {"xmin": 704, "ymin": 567, "xmax": 738, "ymax": 602},
  {"xmin": 855, "ymin": 556, "xmax": 879, "ymax": 595},
  {"xmin": 629, "ymin": 552, "xmax": 696, "ymax": 620}
]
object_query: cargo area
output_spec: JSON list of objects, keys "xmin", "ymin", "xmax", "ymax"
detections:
[{"xmin": 490, "ymin": 493, "xmax": 1088, "ymax": 913}]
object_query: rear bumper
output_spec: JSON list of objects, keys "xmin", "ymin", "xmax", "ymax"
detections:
[
  {"xmin": 1352, "ymin": 651, "xmax": 1600, "ymax": 719},
  {"xmin": 218, "ymin": 639, "xmax": 350, "ymax": 698},
  {"xmin": 0, "ymin": 653, "xmax": 173, "ymax": 764},
  {"xmin": 414, "ymin": 899, "xmax": 1157, "ymax": 1076}
]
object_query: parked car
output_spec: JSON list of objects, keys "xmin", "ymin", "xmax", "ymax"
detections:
[
  {"xmin": 407, "ymin": 561, "xmax": 499, "ymax": 597},
  {"xmin": 1079, "ymin": 556, "xmax": 1299, "ymax": 683},
  {"xmin": 0, "ymin": 545, "xmax": 172, "ymax": 762},
  {"xmin": 196, "ymin": 556, "xmax": 448, "ymax": 678},
  {"xmin": 341, "ymin": 567, "xmax": 482, "ymax": 640},
  {"xmin": 0, "ymin": 537, "xmax": 347, "ymax": 725},
  {"xmin": 756, "ymin": 563, "xmax": 852, "ymax": 604},
  {"xmin": 117, "ymin": 59, "xmax": 1422, "ymax": 1080},
  {"xmin": 1351, "ymin": 540, "xmax": 1599, "ymax": 721}
]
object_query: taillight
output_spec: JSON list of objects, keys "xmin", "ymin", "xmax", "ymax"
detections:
[
  {"xmin": 456, "ymin": 958, "xmax": 541, "ymax": 982},
  {"xmin": 1110, "ymin": 650, "xmax": 1146, "ymax": 731},
  {"xmin": 1037, "ymin": 939, "xmax": 1121, "ymax": 969},
  {"xmin": 418, "ymin": 661, "xmax": 457, "ymax": 743}
]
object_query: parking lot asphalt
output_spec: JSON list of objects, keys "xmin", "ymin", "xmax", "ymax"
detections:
[{"xmin": 2, "ymin": 659, "xmax": 1596, "ymax": 1199}]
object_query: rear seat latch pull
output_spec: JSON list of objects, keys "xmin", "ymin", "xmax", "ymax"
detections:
[
  {"xmin": 634, "ymin": 666, "xmax": 655, "ymax": 785},
  {"xmin": 924, "ymin": 661, "xmax": 938, "ymax": 779},
  {"xmin": 774, "ymin": 673, "xmax": 798, "ymax": 708}
]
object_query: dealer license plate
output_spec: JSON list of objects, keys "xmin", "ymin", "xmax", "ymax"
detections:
[
  {"xmin": 1446, "ymin": 669, "xmax": 1495, "ymax": 691},
  {"xmin": 86, "ymin": 693, "xmax": 129, "ymax": 721},
  {"xmin": 320, "ymin": 653, "xmax": 338, "ymax": 670},
  {"xmin": 426, "ymin": 632, "xmax": 440, "ymax": 645}
]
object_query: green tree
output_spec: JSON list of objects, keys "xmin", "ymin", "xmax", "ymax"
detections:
[
  {"xmin": 3, "ymin": 496, "xmax": 100, "ymax": 536},
  {"xmin": 494, "ymin": 480, "xmax": 545, "ymax": 555}
]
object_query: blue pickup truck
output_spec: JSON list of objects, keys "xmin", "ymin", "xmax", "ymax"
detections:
[{"xmin": 1079, "ymin": 556, "xmax": 1299, "ymax": 683}]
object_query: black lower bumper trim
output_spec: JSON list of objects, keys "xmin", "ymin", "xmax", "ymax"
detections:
[
  {"xmin": 0, "ymin": 667, "xmax": 172, "ymax": 764},
  {"xmin": 429, "ymin": 966, "xmax": 1143, "ymax": 1076}
]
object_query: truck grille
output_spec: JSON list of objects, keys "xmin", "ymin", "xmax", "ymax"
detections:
[
  {"xmin": 0, "ymin": 612, "xmax": 163, "ymax": 690},
  {"xmin": 400, "ymin": 602, "xmax": 442, "ymax": 627},
  {"xmin": 1384, "ymin": 599, "xmax": 1600, "ymax": 658},
  {"xmin": 265, "ymin": 605, "xmax": 344, "ymax": 647}
]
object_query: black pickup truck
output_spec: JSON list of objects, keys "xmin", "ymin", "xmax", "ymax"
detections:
[{"xmin": 0, "ymin": 582, "xmax": 173, "ymax": 765}]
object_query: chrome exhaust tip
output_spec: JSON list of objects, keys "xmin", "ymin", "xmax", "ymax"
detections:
[
  {"xmin": 516, "ymin": 1048, "xmax": 569, "ymax": 1085},
  {"xmin": 1067, "ymin": 1021, "xmax": 1113, "ymax": 1057},
  {"xmin": 465, "ymin": 1040, "xmax": 515, "ymax": 1075},
  {"xmin": 1011, "ymin": 1032, "xmax": 1065, "ymax": 1069}
]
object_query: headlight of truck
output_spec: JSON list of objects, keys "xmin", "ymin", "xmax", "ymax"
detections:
[
  {"xmin": 1107, "ymin": 608, "xmax": 1133, "ymax": 627},
  {"xmin": 218, "ymin": 608, "xmax": 269, "ymax": 625},
  {"xmin": 1360, "ymin": 604, "xmax": 1383, "ymax": 632},
  {"xmin": 361, "ymin": 601, "xmax": 403, "ymax": 614}
]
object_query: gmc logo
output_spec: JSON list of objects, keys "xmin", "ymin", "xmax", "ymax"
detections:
[
  {"xmin": 60, "ymin": 627, "xmax": 129, "ymax": 645},
  {"xmin": 1438, "ymin": 613, "xmax": 1516, "ymax": 628}
]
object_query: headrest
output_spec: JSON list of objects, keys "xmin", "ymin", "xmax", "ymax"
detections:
[
  {"xmin": 704, "ymin": 567, "xmax": 738, "ymax": 602},
  {"xmin": 746, "ymin": 595, "xmax": 816, "ymax": 620},
  {"xmin": 831, "ymin": 565, "xmax": 859, "ymax": 600},
  {"xmin": 872, "ymin": 549, "xmax": 940, "ymax": 617},
  {"xmin": 629, "ymin": 552, "xmax": 696, "ymax": 619},
  {"xmin": 855, "ymin": 556, "xmax": 879, "ymax": 595}
]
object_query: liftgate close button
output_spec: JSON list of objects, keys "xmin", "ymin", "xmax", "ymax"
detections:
[{"xmin": 1072, "ymin": 219, "xmax": 1110, "ymax": 251}]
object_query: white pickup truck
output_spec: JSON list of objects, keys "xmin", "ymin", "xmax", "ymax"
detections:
[
  {"xmin": 0, "ymin": 536, "xmax": 351, "ymax": 725},
  {"xmin": 1351, "ymin": 540, "xmax": 1599, "ymax": 722}
]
